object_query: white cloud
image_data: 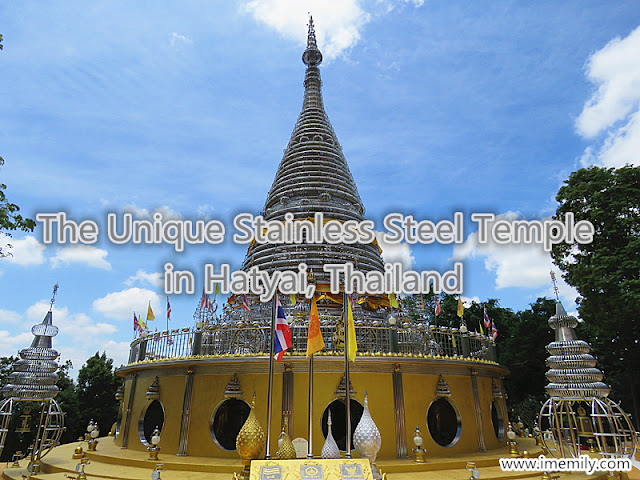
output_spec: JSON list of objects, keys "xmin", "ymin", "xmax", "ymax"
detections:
[
  {"xmin": 170, "ymin": 32, "xmax": 193, "ymax": 47},
  {"xmin": 0, "ymin": 235, "xmax": 46, "ymax": 266},
  {"xmin": 125, "ymin": 269, "xmax": 164, "ymax": 288},
  {"xmin": 375, "ymin": 231, "xmax": 415, "ymax": 270},
  {"xmin": 0, "ymin": 309, "xmax": 22, "ymax": 325},
  {"xmin": 26, "ymin": 300, "xmax": 117, "ymax": 340},
  {"xmin": 576, "ymin": 25, "xmax": 640, "ymax": 167},
  {"xmin": 197, "ymin": 204, "xmax": 216, "ymax": 220},
  {"xmin": 0, "ymin": 330, "xmax": 33, "ymax": 355},
  {"xmin": 93, "ymin": 287, "xmax": 161, "ymax": 321},
  {"xmin": 241, "ymin": 0, "xmax": 371, "ymax": 60},
  {"xmin": 451, "ymin": 213, "xmax": 577, "ymax": 305},
  {"xmin": 460, "ymin": 295, "xmax": 480, "ymax": 308},
  {"xmin": 50, "ymin": 245, "xmax": 111, "ymax": 270},
  {"xmin": 102, "ymin": 340, "xmax": 132, "ymax": 369},
  {"xmin": 122, "ymin": 204, "xmax": 182, "ymax": 221}
]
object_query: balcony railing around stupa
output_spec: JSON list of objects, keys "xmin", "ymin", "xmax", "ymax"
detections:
[{"xmin": 127, "ymin": 324, "xmax": 497, "ymax": 365}]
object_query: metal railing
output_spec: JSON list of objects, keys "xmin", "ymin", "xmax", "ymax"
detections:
[{"xmin": 127, "ymin": 323, "xmax": 497, "ymax": 365}]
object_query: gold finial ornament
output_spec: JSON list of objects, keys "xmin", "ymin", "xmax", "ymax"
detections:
[
  {"xmin": 507, "ymin": 423, "xmax": 519, "ymax": 457},
  {"xmin": 412, "ymin": 426, "xmax": 426, "ymax": 463},
  {"xmin": 72, "ymin": 445, "xmax": 85, "ymax": 459},
  {"xmin": 276, "ymin": 416, "xmax": 296, "ymax": 459},
  {"xmin": 236, "ymin": 393, "xmax": 266, "ymax": 480}
]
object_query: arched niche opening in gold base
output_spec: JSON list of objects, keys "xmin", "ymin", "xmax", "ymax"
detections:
[
  {"xmin": 138, "ymin": 399, "xmax": 164, "ymax": 447},
  {"xmin": 320, "ymin": 398, "xmax": 364, "ymax": 452},
  {"xmin": 209, "ymin": 398, "xmax": 251, "ymax": 451},
  {"xmin": 491, "ymin": 399, "xmax": 505, "ymax": 442},
  {"xmin": 427, "ymin": 397, "xmax": 462, "ymax": 448}
]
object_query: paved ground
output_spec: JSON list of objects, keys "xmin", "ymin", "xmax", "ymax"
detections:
[{"xmin": 2, "ymin": 436, "xmax": 637, "ymax": 480}]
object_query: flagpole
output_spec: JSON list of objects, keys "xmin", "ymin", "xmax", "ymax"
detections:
[
  {"xmin": 307, "ymin": 352, "xmax": 314, "ymax": 458},
  {"xmin": 343, "ymin": 289, "xmax": 352, "ymax": 458},
  {"xmin": 265, "ymin": 294, "xmax": 277, "ymax": 460}
]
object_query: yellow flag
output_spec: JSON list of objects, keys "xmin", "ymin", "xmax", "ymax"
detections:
[
  {"xmin": 347, "ymin": 296, "xmax": 358, "ymax": 362},
  {"xmin": 147, "ymin": 302, "xmax": 155, "ymax": 322},
  {"xmin": 214, "ymin": 283, "xmax": 220, "ymax": 296},
  {"xmin": 290, "ymin": 294, "xmax": 297, "ymax": 306},
  {"xmin": 457, "ymin": 297, "xmax": 464, "ymax": 318},
  {"xmin": 388, "ymin": 292, "xmax": 399, "ymax": 308},
  {"xmin": 138, "ymin": 313, "xmax": 148, "ymax": 331},
  {"xmin": 306, "ymin": 295, "xmax": 325, "ymax": 357},
  {"xmin": 479, "ymin": 320, "xmax": 484, "ymax": 335}
]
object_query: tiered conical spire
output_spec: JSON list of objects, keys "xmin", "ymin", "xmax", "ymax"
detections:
[
  {"xmin": 544, "ymin": 301, "xmax": 610, "ymax": 399},
  {"xmin": 242, "ymin": 17, "xmax": 385, "ymax": 282},
  {"xmin": 2, "ymin": 285, "xmax": 60, "ymax": 400}
]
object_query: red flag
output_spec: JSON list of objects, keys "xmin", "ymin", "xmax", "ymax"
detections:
[
  {"xmin": 483, "ymin": 305, "xmax": 491, "ymax": 330},
  {"xmin": 242, "ymin": 294, "xmax": 250, "ymax": 312}
]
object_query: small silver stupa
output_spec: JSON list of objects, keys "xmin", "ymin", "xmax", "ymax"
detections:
[
  {"xmin": 0, "ymin": 285, "xmax": 66, "ymax": 471},
  {"xmin": 539, "ymin": 276, "xmax": 636, "ymax": 458}
]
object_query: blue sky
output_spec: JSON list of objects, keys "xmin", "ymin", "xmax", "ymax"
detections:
[{"xmin": 1, "ymin": 1, "xmax": 640, "ymax": 374}]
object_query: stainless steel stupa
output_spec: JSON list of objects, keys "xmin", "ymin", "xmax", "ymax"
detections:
[
  {"xmin": 241, "ymin": 16, "xmax": 385, "ymax": 283},
  {"xmin": 539, "ymin": 300, "xmax": 636, "ymax": 458},
  {"xmin": 0, "ymin": 285, "xmax": 65, "ymax": 472}
]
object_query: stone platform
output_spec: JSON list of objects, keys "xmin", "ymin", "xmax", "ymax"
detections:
[{"xmin": 2, "ymin": 437, "xmax": 635, "ymax": 480}]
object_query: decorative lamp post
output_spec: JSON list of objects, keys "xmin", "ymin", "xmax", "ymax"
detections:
[
  {"xmin": 152, "ymin": 463, "xmax": 165, "ymax": 480},
  {"xmin": 412, "ymin": 426, "xmax": 426, "ymax": 463},
  {"xmin": 533, "ymin": 421, "xmax": 542, "ymax": 446},
  {"xmin": 517, "ymin": 417, "xmax": 525, "ymax": 437},
  {"xmin": 11, "ymin": 451, "xmax": 23, "ymax": 468},
  {"xmin": 76, "ymin": 458, "xmax": 90, "ymax": 480},
  {"xmin": 387, "ymin": 313, "xmax": 398, "ymax": 353},
  {"xmin": 85, "ymin": 420, "xmax": 95, "ymax": 441},
  {"xmin": 507, "ymin": 423, "xmax": 519, "ymax": 457},
  {"xmin": 466, "ymin": 461, "xmax": 480, "ymax": 480},
  {"xmin": 87, "ymin": 423, "xmax": 99, "ymax": 451},
  {"xmin": 148, "ymin": 427, "xmax": 161, "ymax": 460}
]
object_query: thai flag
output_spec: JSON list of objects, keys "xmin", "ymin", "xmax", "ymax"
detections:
[
  {"xmin": 242, "ymin": 294, "xmax": 251, "ymax": 312},
  {"xmin": 200, "ymin": 289, "xmax": 214, "ymax": 311},
  {"xmin": 274, "ymin": 296, "xmax": 292, "ymax": 362},
  {"xmin": 491, "ymin": 321, "xmax": 498, "ymax": 340},
  {"xmin": 483, "ymin": 306, "xmax": 491, "ymax": 330},
  {"xmin": 434, "ymin": 294, "xmax": 441, "ymax": 316},
  {"xmin": 167, "ymin": 296, "xmax": 171, "ymax": 321}
]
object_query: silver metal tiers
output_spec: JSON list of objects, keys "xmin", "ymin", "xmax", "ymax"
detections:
[
  {"xmin": 2, "ymin": 310, "xmax": 60, "ymax": 400},
  {"xmin": 241, "ymin": 16, "xmax": 385, "ymax": 283},
  {"xmin": 543, "ymin": 302, "xmax": 609, "ymax": 399},
  {"xmin": 539, "ymin": 301, "xmax": 636, "ymax": 458}
]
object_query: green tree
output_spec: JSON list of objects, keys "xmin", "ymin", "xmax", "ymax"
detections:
[
  {"xmin": 0, "ymin": 356, "xmax": 18, "ymax": 386},
  {"xmin": 551, "ymin": 166, "xmax": 640, "ymax": 426},
  {"xmin": 76, "ymin": 352, "xmax": 122, "ymax": 438},
  {"xmin": 496, "ymin": 298, "xmax": 555, "ymax": 414},
  {"xmin": 55, "ymin": 360, "xmax": 81, "ymax": 444}
]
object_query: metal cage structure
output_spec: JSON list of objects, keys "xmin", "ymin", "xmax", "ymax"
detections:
[{"xmin": 538, "ymin": 298, "xmax": 637, "ymax": 459}]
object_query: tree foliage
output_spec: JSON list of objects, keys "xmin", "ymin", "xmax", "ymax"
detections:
[
  {"xmin": 76, "ymin": 352, "xmax": 122, "ymax": 437},
  {"xmin": 551, "ymin": 165, "xmax": 640, "ymax": 425},
  {"xmin": 0, "ymin": 353, "xmax": 121, "ymax": 459}
]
